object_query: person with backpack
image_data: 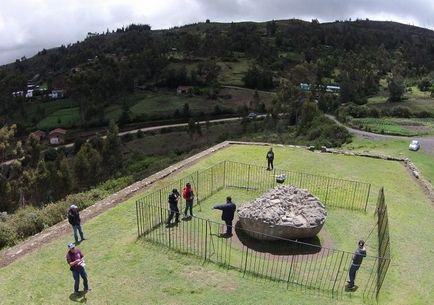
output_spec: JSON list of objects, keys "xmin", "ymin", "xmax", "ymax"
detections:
[
  {"xmin": 182, "ymin": 183, "xmax": 195, "ymax": 217},
  {"xmin": 213, "ymin": 196, "xmax": 237, "ymax": 237},
  {"xmin": 66, "ymin": 243, "xmax": 90, "ymax": 294},
  {"xmin": 266, "ymin": 147, "xmax": 274, "ymax": 170},
  {"xmin": 68, "ymin": 205, "xmax": 86, "ymax": 243},
  {"xmin": 166, "ymin": 188, "xmax": 180, "ymax": 226},
  {"xmin": 347, "ymin": 240, "xmax": 367, "ymax": 289}
]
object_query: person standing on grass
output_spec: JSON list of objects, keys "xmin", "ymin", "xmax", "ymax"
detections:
[
  {"xmin": 182, "ymin": 183, "xmax": 195, "ymax": 217},
  {"xmin": 166, "ymin": 188, "xmax": 180, "ymax": 226},
  {"xmin": 347, "ymin": 240, "xmax": 367, "ymax": 289},
  {"xmin": 66, "ymin": 243, "xmax": 90, "ymax": 294},
  {"xmin": 213, "ymin": 196, "xmax": 236, "ymax": 237},
  {"xmin": 266, "ymin": 147, "xmax": 274, "ymax": 170},
  {"xmin": 68, "ymin": 205, "xmax": 86, "ymax": 243}
]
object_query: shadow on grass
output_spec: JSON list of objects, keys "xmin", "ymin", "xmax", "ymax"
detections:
[
  {"xmin": 69, "ymin": 291, "xmax": 88, "ymax": 303},
  {"xmin": 234, "ymin": 222, "xmax": 322, "ymax": 255}
]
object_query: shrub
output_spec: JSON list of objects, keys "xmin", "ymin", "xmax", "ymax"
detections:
[
  {"xmin": 12, "ymin": 207, "xmax": 45, "ymax": 238},
  {"xmin": 0, "ymin": 222, "xmax": 17, "ymax": 248},
  {"xmin": 415, "ymin": 111, "xmax": 432, "ymax": 118},
  {"xmin": 391, "ymin": 106, "xmax": 412, "ymax": 118}
]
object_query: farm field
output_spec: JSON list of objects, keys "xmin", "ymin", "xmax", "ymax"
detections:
[
  {"xmin": 349, "ymin": 117, "xmax": 434, "ymax": 136},
  {"xmin": 1, "ymin": 144, "xmax": 433, "ymax": 305},
  {"xmin": 30, "ymin": 87, "xmax": 272, "ymax": 130}
]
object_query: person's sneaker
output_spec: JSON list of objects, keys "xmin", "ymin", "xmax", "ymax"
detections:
[{"xmin": 84, "ymin": 288, "xmax": 92, "ymax": 292}]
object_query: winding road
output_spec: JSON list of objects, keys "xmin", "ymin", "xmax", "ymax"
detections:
[{"xmin": 326, "ymin": 115, "xmax": 434, "ymax": 154}]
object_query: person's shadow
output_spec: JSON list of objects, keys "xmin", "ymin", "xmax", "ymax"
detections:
[
  {"xmin": 69, "ymin": 291, "xmax": 88, "ymax": 303},
  {"xmin": 345, "ymin": 285, "xmax": 359, "ymax": 292}
]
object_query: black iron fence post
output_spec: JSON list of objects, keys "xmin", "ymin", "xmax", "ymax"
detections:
[
  {"xmin": 243, "ymin": 247, "xmax": 249, "ymax": 276},
  {"xmin": 364, "ymin": 184, "xmax": 371, "ymax": 213},
  {"xmin": 332, "ymin": 251, "xmax": 345, "ymax": 295},
  {"xmin": 204, "ymin": 219, "xmax": 208, "ymax": 262}
]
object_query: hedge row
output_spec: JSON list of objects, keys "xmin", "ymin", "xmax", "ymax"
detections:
[{"xmin": 0, "ymin": 176, "xmax": 134, "ymax": 249}]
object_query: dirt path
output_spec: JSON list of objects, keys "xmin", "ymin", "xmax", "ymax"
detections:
[{"xmin": 0, "ymin": 142, "xmax": 234, "ymax": 268}]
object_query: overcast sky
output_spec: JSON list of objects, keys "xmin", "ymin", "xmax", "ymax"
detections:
[{"xmin": 1, "ymin": 0, "xmax": 434, "ymax": 65}]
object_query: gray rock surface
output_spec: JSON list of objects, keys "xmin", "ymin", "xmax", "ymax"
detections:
[{"xmin": 238, "ymin": 185, "xmax": 327, "ymax": 240}]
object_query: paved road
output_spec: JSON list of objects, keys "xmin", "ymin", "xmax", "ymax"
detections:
[{"xmin": 326, "ymin": 115, "xmax": 434, "ymax": 154}]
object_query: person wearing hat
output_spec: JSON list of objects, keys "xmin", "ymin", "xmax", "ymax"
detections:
[
  {"xmin": 68, "ymin": 205, "xmax": 86, "ymax": 243},
  {"xmin": 347, "ymin": 240, "xmax": 367, "ymax": 289},
  {"xmin": 166, "ymin": 188, "xmax": 180, "ymax": 226},
  {"xmin": 66, "ymin": 243, "xmax": 90, "ymax": 294},
  {"xmin": 213, "ymin": 196, "xmax": 236, "ymax": 237}
]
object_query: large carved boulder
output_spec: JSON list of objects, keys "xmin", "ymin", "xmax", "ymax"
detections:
[{"xmin": 238, "ymin": 185, "xmax": 327, "ymax": 240}]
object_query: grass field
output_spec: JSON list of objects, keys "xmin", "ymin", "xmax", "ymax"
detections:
[
  {"xmin": 367, "ymin": 87, "xmax": 434, "ymax": 114},
  {"xmin": 343, "ymin": 137, "xmax": 434, "ymax": 184},
  {"xmin": 1, "ymin": 144, "xmax": 433, "ymax": 305},
  {"xmin": 349, "ymin": 117, "xmax": 434, "ymax": 136},
  {"xmin": 217, "ymin": 58, "xmax": 251, "ymax": 86},
  {"xmin": 36, "ymin": 107, "xmax": 80, "ymax": 129}
]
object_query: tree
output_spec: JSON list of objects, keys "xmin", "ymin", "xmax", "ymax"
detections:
[
  {"xmin": 102, "ymin": 121, "xmax": 122, "ymax": 177},
  {"xmin": 74, "ymin": 143, "xmax": 102, "ymax": 189},
  {"xmin": 388, "ymin": 75, "xmax": 405, "ymax": 102},
  {"xmin": 182, "ymin": 103, "xmax": 191, "ymax": 118},
  {"xmin": 25, "ymin": 134, "xmax": 42, "ymax": 168},
  {"xmin": 0, "ymin": 125, "xmax": 18, "ymax": 162}
]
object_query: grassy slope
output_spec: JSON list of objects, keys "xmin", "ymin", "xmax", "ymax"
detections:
[
  {"xmin": 344, "ymin": 137, "xmax": 434, "ymax": 184},
  {"xmin": 1, "ymin": 145, "xmax": 433, "ymax": 305}
]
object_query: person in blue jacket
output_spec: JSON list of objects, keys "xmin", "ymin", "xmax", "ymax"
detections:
[
  {"xmin": 166, "ymin": 189, "xmax": 180, "ymax": 226},
  {"xmin": 347, "ymin": 240, "xmax": 367, "ymax": 289},
  {"xmin": 213, "ymin": 196, "xmax": 236, "ymax": 237}
]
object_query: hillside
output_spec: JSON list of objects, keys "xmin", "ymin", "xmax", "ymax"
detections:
[{"xmin": 0, "ymin": 19, "xmax": 434, "ymax": 133}]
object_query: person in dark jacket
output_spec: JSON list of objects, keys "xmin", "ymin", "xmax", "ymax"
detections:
[
  {"xmin": 166, "ymin": 189, "xmax": 180, "ymax": 226},
  {"xmin": 68, "ymin": 205, "xmax": 85, "ymax": 243},
  {"xmin": 182, "ymin": 183, "xmax": 195, "ymax": 217},
  {"xmin": 66, "ymin": 243, "xmax": 90, "ymax": 294},
  {"xmin": 213, "ymin": 196, "xmax": 237, "ymax": 237},
  {"xmin": 347, "ymin": 240, "xmax": 367, "ymax": 289},
  {"xmin": 266, "ymin": 148, "xmax": 274, "ymax": 170}
]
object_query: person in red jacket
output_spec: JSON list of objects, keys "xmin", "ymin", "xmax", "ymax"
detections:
[{"xmin": 182, "ymin": 183, "xmax": 195, "ymax": 217}]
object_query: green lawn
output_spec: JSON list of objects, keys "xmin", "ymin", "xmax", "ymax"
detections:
[
  {"xmin": 36, "ymin": 107, "xmax": 80, "ymax": 130},
  {"xmin": 343, "ymin": 137, "xmax": 434, "ymax": 184},
  {"xmin": 217, "ymin": 59, "xmax": 251, "ymax": 86},
  {"xmin": 1, "ymin": 144, "xmax": 433, "ymax": 305}
]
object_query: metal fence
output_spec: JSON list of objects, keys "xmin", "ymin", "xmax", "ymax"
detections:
[
  {"xmin": 137, "ymin": 202, "xmax": 384, "ymax": 300},
  {"xmin": 223, "ymin": 161, "xmax": 372, "ymax": 212},
  {"xmin": 135, "ymin": 161, "xmax": 388, "ymax": 300},
  {"xmin": 375, "ymin": 188, "xmax": 391, "ymax": 298}
]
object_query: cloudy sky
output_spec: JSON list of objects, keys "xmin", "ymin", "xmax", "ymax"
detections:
[{"xmin": 1, "ymin": 0, "xmax": 434, "ymax": 65}]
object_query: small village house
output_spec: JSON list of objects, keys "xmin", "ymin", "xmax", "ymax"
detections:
[
  {"xmin": 30, "ymin": 130, "xmax": 46, "ymax": 141},
  {"xmin": 48, "ymin": 128, "xmax": 67, "ymax": 145},
  {"xmin": 176, "ymin": 86, "xmax": 193, "ymax": 95}
]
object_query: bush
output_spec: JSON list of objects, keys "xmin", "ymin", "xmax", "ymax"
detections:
[
  {"xmin": 391, "ymin": 106, "xmax": 412, "ymax": 118},
  {"xmin": 12, "ymin": 207, "xmax": 45, "ymax": 238},
  {"xmin": 415, "ymin": 111, "xmax": 432, "ymax": 118},
  {"xmin": 0, "ymin": 222, "xmax": 17, "ymax": 248}
]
